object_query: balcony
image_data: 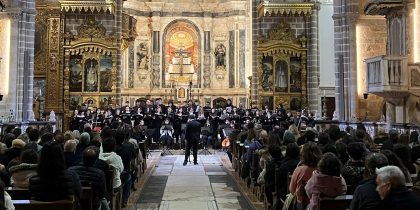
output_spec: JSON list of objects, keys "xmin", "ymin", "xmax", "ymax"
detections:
[
  {"xmin": 365, "ymin": 55, "xmax": 409, "ymax": 98},
  {"xmin": 364, "ymin": 0, "xmax": 404, "ymax": 16}
]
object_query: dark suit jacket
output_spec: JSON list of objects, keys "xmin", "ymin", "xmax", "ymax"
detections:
[{"xmin": 185, "ymin": 120, "xmax": 201, "ymax": 143}]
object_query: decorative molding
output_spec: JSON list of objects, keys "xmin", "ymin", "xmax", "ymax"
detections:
[
  {"xmin": 364, "ymin": 0, "xmax": 403, "ymax": 16},
  {"xmin": 59, "ymin": 0, "xmax": 116, "ymax": 14},
  {"xmin": 77, "ymin": 18, "xmax": 106, "ymax": 39},
  {"xmin": 257, "ymin": 2, "xmax": 315, "ymax": 17}
]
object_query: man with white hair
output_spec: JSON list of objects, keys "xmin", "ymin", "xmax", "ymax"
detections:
[{"xmin": 375, "ymin": 165, "xmax": 420, "ymax": 210}]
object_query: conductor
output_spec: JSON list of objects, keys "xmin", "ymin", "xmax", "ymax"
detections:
[{"xmin": 183, "ymin": 115, "xmax": 201, "ymax": 166}]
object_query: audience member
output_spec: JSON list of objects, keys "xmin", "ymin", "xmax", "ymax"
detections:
[
  {"xmin": 350, "ymin": 153, "xmax": 388, "ymax": 210},
  {"xmin": 64, "ymin": 140, "xmax": 78, "ymax": 168},
  {"xmin": 375, "ymin": 166, "xmax": 420, "ymax": 210},
  {"xmin": 289, "ymin": 142, "xmax": 322, "ymax": 210},
  {"xmin": 342, "ymin": 142, "xmax": 366, "ymax": 191},
  {"xmin": 305, "ymin": 152, "xmax": 347, "ymax": 210},
  {"xmin": 69, "ymin": 146, "xmax": 110, "ymax": 210},
  {"xmin": 9, "ymin": 149, "xmax": 38, "ymax": 188},
  {"xmin": 29, "ymin": 141, "xmax": 81, "ymax": 201}
]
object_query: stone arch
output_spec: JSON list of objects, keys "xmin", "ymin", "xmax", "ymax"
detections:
[{"xmin": 162, "ymin": 19, "xmax": 202, "ymax": 88}]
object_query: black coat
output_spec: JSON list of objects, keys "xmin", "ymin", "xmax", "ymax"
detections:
[
  {"xmin": 185, "ymin": 120, "xmax": 201, "ymax": 143},
  {"xmin": 350, "ymin": 176, "xmax": 381, "ymax": 210},
  {"xmin": 69, "ymin": 164, "xmax": 110, "ymax": 210},
  {"xmin": 375, "ymin": 186, "xmax": 420, "ymax": 210},
  {"xmin": 29, "ymin": 170, "xmax": 81, "ymax": 201}
]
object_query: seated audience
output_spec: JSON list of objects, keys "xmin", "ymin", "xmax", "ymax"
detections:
[
  {"xmin": 29, "ymin": 141, "xmax": 81, "ymax": 201},
  {"xmin": 375, "ymin": 166, "xmax": 420, "ymax": 210},
  {"xmin": 305, "ymin": 152, "xmax": 347, "ymax": 210},
  {"xmin": 350, "ymin": 153, "xmax": 388, "ymax": 210},
  {"xmin": 9, "ymin": 149, "xmax": 38, "ymax": 188},
  {"xmin": 0, "ymin": 180, "xmax": 14, "ymax": 210}
]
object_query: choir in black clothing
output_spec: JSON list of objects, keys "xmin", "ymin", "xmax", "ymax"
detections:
[{"xmin": 70, "ymin": 99, "xmax": 315, "ymax": 147}]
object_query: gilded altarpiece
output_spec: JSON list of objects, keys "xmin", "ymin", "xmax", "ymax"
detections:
[
  {"xmin": 63, "ymin": 19, "xmax": 118, "ymax": 123},
  {"xmin": 257, "ymin": 22, "xmax": 308, "ymax": 111}
]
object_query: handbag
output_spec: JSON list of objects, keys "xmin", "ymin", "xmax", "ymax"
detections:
[{"xmin": 257, "ymin": 168, "xmax": 266, "ymax": 184}]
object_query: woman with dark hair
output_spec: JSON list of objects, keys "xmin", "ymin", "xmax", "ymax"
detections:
[
  {"xmin": 267, "ymin": 143, "xmax": 300, "ymax": 209},
  {"xmin": 305, "ymin": 152, "xmax": 347, "ymax": 210},
  {"xmin": 29, "ymin": 141, "xmax": 81, "ymax": 201},
  {"xmin": 341, "ymin": 142, "xmax": 365, "ymax": 190},
  {"xmin": 289, "ymin": 142, "xmax": 322, "ymax": 210},
  {"xmin": 380, "ymin": 150, "xmax": 412, "ymax": 183},
  {"xmin": 393, "ymin": 144, "xmax": 416, "ymax": 174}
]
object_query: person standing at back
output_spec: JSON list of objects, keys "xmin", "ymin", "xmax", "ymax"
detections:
[{"xmin": 184, "ymin": 115, "xmax": 201, "ymax": 165}]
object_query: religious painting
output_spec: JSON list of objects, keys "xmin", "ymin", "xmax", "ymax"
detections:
[
  {"xmin": 84, "ymin": 59, "xmax": 99, "ymax": 92},
  {"xmin": 70, "ymin": 55, "xmax": 83, "ymax": 92},
  {"xmin": 262, "ymin": 96, "xmax": 274, "ymax": 110},
  {"xmin": 290, "ymin": 58, "xmax": 302, "ymax": 92},
  {"xmin": 290, "ymin": 97, "xmax": 302, "ymax": 111},
  {"xmin": 34, "ymin": 26, "xmax": 43, "ymax": 56},
  {"xmin": 100, "ymin": 55, "xmax": 112, "ymax": 92},
  {"xmin": 163, "ymin": 21, "xmax": 200, "ymax": 87},
  {"xmin": 275, "ymin": 60, "xmax": 288, "ymax": 92},
  {"xmin": 261, "ymin": 56, "xmax": 273, "ymax": 91},
  {"xmin": 70, "ymin": 95, "xmax": 82, "ymax": 111},
  {"xmin": 178, "ymin": 87, "xmax": 185, "ymax": 98}
]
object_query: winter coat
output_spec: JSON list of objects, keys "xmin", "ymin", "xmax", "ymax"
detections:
[
  {"xmin": 9, "ymin": 163, "xmax": 37, "ymax": 188},
  {"xmin": 305, "ymin": 171, "xmax": 347, "ymax": 210}
]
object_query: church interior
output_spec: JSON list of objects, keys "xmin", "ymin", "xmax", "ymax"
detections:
[{"xmin": 0, "ymin": 0, "xmax": 420, "ymax": 210}]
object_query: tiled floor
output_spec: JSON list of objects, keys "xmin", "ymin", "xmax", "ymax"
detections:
[{"xmin": 136, "ymin": 152, "xmax": 253, "ymax": 210}]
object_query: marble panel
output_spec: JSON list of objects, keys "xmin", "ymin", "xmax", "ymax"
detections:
[
  {"xmin": 166, "ymin": 175, "xmax": 211, "ymax": 187},
  {"xmin": 159, "ymin": 201, "xmax": 217, "ymax": 210}
]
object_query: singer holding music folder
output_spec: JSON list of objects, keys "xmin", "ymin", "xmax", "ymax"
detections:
[{"xmin": 183, "ymin": 115, "xmax": 201, "ymax": 166}]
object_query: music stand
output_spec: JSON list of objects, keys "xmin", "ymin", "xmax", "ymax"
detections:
[{"xmin": 199, "ymin": 127, "xmax": 212, "ymax": 155}]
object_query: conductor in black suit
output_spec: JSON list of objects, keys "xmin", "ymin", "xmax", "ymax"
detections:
[{"xmin": 183, "ymin": 115, "xmax": 201, "ymax": 165}]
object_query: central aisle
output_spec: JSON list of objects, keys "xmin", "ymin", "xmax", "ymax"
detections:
[{"xmin": 136, "ymin": 153, "xmax": 253, "ymax": 210}]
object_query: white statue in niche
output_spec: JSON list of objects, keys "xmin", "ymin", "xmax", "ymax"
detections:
[{"xmin": 332, "ymin": 110, "xmax": 339, "ymax": 120}]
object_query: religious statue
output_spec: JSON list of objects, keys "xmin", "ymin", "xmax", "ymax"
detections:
[
  {"xmin": 85, "ymin": 60, "xmax": 98, "ymax": 91},
  {"xmin": 214, "ymin": 43, "xmax": 226, "ymax": 67},
  {"xmin": 332, "ymin": 110, "xmax": 339, "ymax": 120},
  {"xmin": 275, "ymin": 60, "xmax": 288, "ymax": 92},
  {"xmin": 137, "ymin": 43, "xmax": 149, "ymax": 71}
]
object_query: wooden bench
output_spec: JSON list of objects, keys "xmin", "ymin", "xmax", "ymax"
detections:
[
  {"xmin": 13, "ymin": 198, "xmax": 75, "ymax": 210},
  {"xmin": 320, "ymin": 195, "xmax": 353, "ymax": 210},
  {"xmin": 108, "ymin": 166, "xmax": 122, "ymax": 210},
  {"xmin": 6, "ymin": 187, "xmax": 31, "ymax": 200}
]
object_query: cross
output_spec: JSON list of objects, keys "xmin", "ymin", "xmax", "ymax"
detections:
[{"xmin": 174, "ymin": 46, "xmax": 190, "ymax": 76}]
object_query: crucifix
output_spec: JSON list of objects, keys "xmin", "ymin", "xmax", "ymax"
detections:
[{"xmin": 174, "ymin": 46, "xmax": 190, "ymax": 76}]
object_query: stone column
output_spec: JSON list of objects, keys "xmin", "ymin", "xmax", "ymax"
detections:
[
  {"xmin": 115, "ymin": 0, "xmax": 123, "ymax": 105},
  {"xmin": 152, "ymin": 30, "xmax": 160, "ymax": 88},
  {"xmin": 307, "ymin": 3, "xmax": 320, "ymax": 112},
  {"xmin": 203, "ymin": 30, "xmax": 211, "ymax": 88}
]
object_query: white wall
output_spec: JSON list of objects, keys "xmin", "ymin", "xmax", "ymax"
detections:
[{"xmin": 319, "ymin": 2, "xmax": 335, "ymax": 88}]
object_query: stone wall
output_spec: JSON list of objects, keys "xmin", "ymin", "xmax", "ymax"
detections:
[{"xmin": 356, "ymin": 17, "xmax": 387, "ymax": 121}]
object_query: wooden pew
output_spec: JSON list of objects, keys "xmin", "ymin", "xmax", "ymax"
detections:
[
  {"xmin": 13, "ymin": 198, "xmax": 75, "ymax": 210},
  {"xmin": 320, "ymin": 195, "xmax": 353, "ymax": 210},
  {"xmin": 108, "ymin": 166, "xmax": 122, "ymax": 210},
  {"xmin": 80, "ymin": 186, "xmax": 93, "ymax": 210},
  {"xmin": 6, "ymin": 187, "xmax": 30, "ymax": 200}
]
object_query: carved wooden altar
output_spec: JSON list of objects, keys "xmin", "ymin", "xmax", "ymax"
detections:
[
  {"xmin": 257, "ymin": 22, "xmax": 308, "ymax": 110},
  {"xmin": 63, "ymin": 18, "xmax": 118, "ymax": 122}
]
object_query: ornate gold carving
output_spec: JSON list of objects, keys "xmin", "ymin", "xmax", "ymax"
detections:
[
  {"xmin": 257, "ymin": 2, "xmax": 315, "ymax": 17},
  {"xmin": 77, "ymin": 18, "xmax": 106, "ymax": 39},
  {"xmin": 46, "ymin": 15, "xmax": 62, "ymax": 111}
]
